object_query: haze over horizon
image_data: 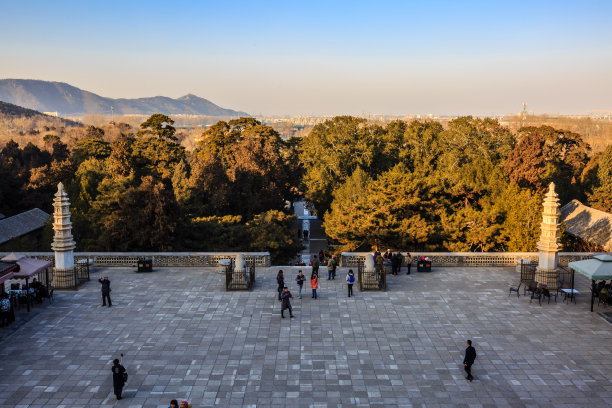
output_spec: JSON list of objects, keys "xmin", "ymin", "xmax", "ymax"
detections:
[{"xmin": 1, "ymin": 0, "xmax": 611, "ymax": 117}]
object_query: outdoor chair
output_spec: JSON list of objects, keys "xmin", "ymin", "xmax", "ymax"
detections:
[
  {"xmin": 509, "ymin": 281, "xmax": 521, "ymax": 297},
  {"xmin": 40, "ymin": 287, "xmax": 54, "ymax": 304},
  {"xmin": 530, "ymin": 283, "xmax": 544, "ymax": 305},
  {"xmin": 541, "ymin": 285, "xmax": 557, "ymax": 304},
  {"xmin": 525, "ymin": 280, "xmax": 538, "ymax": 297}
]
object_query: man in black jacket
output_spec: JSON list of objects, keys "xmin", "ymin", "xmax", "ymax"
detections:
[
  {"xmin": 463, "ymin": 339, "xmax": 477, "ymax": 381},
  {"xmin": 99, "ymin": 277, "xmax": 112, "ymax": 307},
  {"xmin": 280, "ymin": 287, "xmax": 294, "ymax": 318},
  {"xmin": 111, "ymin": 358, "xmax": 126, "ymax": 400}
]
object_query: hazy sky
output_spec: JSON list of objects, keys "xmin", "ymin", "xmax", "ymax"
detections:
[{"xmin": 1, "ymin": 0, "xmax": 611, "ymax": 116}]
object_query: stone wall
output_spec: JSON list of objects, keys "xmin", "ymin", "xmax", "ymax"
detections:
[
  {"xmin": 340, "ymin": 252, "xmax": 598, "ymax": 267},
  {"xmin": 0, "ymin": 252, "xmax": 271, "ymax": 268}
]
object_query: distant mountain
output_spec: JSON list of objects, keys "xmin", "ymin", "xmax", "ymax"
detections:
[
  {"xmin": 0, "ymin": 79, "xmax": 249, "ymax": 117},
  {"xmin": 0, "ymin": 100, "xmax": 80, "ymax": 126}
]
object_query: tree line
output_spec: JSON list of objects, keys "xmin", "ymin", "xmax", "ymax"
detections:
[
  {"xmin": 300, "ymin": 116, "xmax": 611, "ymax": 252},
  {"xmin": 1, "ymin": 114, "xmax": 611, "ymax": 260}
]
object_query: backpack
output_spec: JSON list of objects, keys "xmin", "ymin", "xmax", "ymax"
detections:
[
  {"xmin": 348, "ymin": 275, "xmax": 355, "ymax": 283},
  {"xmin": 123, "ymin": 371, "xmax": 128, "ymax": 383}
]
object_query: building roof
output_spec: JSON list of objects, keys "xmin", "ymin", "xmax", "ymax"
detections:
[
  {"xmin": 0, "ymin": 208, "xmax": 50, "ymax": 245},
  {"xmin": 560, "ymin": 200, "xmax": 612, "ymax": 252}
]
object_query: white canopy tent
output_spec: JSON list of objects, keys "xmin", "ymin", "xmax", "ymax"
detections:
[
  {"xmin": 1, "ymin": 253, "xmax": 52, "ymax": 312},
  {"xmin": 568, "ymin": 254, "xmax": 612, "ymax": 312}
]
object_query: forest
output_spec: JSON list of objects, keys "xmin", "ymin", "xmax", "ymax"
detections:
[{"xmin": 1, "ymin": 114, "xmax": 611, "ymax": 261}]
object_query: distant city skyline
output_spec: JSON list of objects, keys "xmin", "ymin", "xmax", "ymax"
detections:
[{"xmin": 1, "ymin": 0, "xmax": 611, "ymax": 116}]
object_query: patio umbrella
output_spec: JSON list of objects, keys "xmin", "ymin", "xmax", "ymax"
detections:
[{"xmin": 568, "ymin": 254, "xmax": 612, "ymax": 312}]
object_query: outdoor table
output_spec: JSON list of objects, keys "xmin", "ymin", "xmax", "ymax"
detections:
[
  {"xmin": 7, "ymin": 289, "xmax": 35, "ymax": 295},
  {"xmin": 6, "ymin": 288, "xmax": 35, "ymax": 310},
  {"xmin": 561, "ymin": 288, "xmax": 579, "ymax": 303}
]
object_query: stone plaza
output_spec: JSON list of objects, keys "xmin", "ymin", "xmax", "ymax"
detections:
[{"xmin": 1, "ymin": 265, "xmax": 611, "ymax": 407}]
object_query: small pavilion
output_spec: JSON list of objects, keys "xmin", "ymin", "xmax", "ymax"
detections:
[
  {"xmin": 568, "ymin": 254, "xmax": 612, "ymax": 312},
  {"xmin": 1, "ymin": 253, "xmax": 52, "ymax": 312}
]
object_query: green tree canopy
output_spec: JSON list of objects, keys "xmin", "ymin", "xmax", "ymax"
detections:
[
  {"xmin": 299, "ymin": 116, "xmax": 387, "ymax": 214},
  {"xmin": 138, "ymin": 114, "xmax": 177, "ymax": 141}
]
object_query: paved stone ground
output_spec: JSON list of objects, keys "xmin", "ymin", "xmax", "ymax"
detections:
[{"xmin": 1, "ymin": 265, "xmax": 611, "ymax": 407}]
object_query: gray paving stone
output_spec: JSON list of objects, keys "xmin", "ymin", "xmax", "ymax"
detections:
[{"xmin": 0, "ymin": 266, "xmax": 611, "ymax": 407}]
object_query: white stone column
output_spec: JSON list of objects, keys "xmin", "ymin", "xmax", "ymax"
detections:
[
  {"xmin": 51, "ymin": 182, "xmax": 76, "ymax": 289},
  {"xmin": 234, "ymin": 253, "xmax": 247, "ymax": 287},
  {"xmin": 535, "ymin": 182, "xmax": 560, "ymax": 287}
]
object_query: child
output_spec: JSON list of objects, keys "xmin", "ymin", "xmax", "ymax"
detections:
[
  {"xmin": 296, "ymin": 270, "xmax": 305, "ymax": 299},
  {"xmin": 310, "ymin": 272, "xmax": 319, "ymax": 299},
  {"xmin": 346, "ymin": 269, "xmax": 355, "ymax": 297},
  {"xmin": 281, "ymin": 286, "xmax": 294, "ymax": 318}
]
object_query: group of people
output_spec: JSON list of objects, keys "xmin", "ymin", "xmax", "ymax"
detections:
[
  {"xmin": 0, "ymin": 277, "xmax": 52, "ymax": 328},
  {"xmin": 596, "ymin": 280, "xmax": 612, "ymax": 305},
  {"xmin": 275, "ymin": 264, "xmax": 358, "ymax": 318},
  {"xmin": 374, "ymin": 249, "xmax": 413, "ymax": 275},
  {"xmin": 169, "ymin": 399, "xmax": 192, "ymax": 408}
]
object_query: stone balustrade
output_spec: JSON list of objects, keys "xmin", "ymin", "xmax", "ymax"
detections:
[
  {"xmin": 0, "ymin": 252, "xmax": 271, "ymax": 268},
  {"xmin": 340, "ymin": 252, "xmax": 599, "ymax": 268}
]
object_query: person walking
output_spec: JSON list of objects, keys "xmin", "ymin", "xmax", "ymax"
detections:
[
  {"xmin": 463, "ymin": 339, "xmax": 477, "ymax": 381},
  {"xmin": 327, "ymin": 255, "xmax": 337, "ymax": 280},
  {"xmin": 312, "ymin": 255, "xmax": 320, "ymax": 276},
  {"xmin": 296, "ymin": 270, "xmax": 305, "ymax": 299},
  {"xmin": 281, "ymin": 286, "xmax": 294, "ymax": 318},
  {"xmin": 346, "ymin": 269, "xmax": 355, "ymax": 297},
  {"xmin": 276, "ymin": 270, "xmax": 285, "ymax": 301},
  {"xmin": 332, "ymin": 255, "xmax": 338, "ymax": 279},
  {"xmin": 99, "ymin": 276, "xmax": 112, "ymax": 307},
  {"xmin": 375, "ymin": 255, "xmax": 384, "ymax": 275},
  {"xmin": 373, "ymin": 248, "xmax": 381, "ymax": 262},
  {"xmin": 391, "ymin": 253, "xmax": 399, "ymax": 275},
  {"xmin": 0, "ymin": 293, "xmax": 11, "ymax": 328},
  {"xmin": 310, "ymin": 272, "xmax": 319, "ymax": 299},
  {"xmin": 111, "ymin": 358, "xmax": 126, "ymax": 400},
  {"xmin": 405, "ymin": 252, "xmax": 412, "ymax": 275}
]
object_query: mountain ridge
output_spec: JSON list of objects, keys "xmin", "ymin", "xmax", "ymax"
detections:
[
  {"xmin": 0, "ymin": 79, "xmax": 249, "ymax": 117},
  {"xmin": 0, "ymin": 100, "xmax": 81, "ymax": 126}
]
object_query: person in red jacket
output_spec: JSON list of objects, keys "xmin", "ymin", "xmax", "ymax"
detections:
[{"xmin": 310, "ymin": 272, "xmax": 318, "ymax": 299}]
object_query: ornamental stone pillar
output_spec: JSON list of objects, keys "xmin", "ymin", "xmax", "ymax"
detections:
[
  {"xmin": 363, "ymin": 253, "xmax": 377, "ymax": 289},
  {"xmin": 234, "ymin": 253, "xmax": 247, "ymax": 286},
  {"xmin": 535, "ymin": 182, "xmax": 560, "ymax": 287},
  {"xmin": 51, "ymin": 182, "xmax": 77, "ymax": 289}
]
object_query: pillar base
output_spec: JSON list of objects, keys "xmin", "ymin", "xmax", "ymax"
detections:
[
  {"xmin": 53, "ymin": 267, "xmax": 76, "ymax": 290},
  {"xmin": 535, "ymin": 267, "xmax": 559, "ymax": 288}
]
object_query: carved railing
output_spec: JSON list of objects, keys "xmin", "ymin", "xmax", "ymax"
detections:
[
  {"xmin": 0, "ymin": 252, "xmax": 271, "ymax": 268},
  {"xmin": 341, "ymin": 252, "xmax": 599, "ymax": 268},
  {"xmin": 225, "ymin": 260, "xmax": 256, "ymax": 291}
]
